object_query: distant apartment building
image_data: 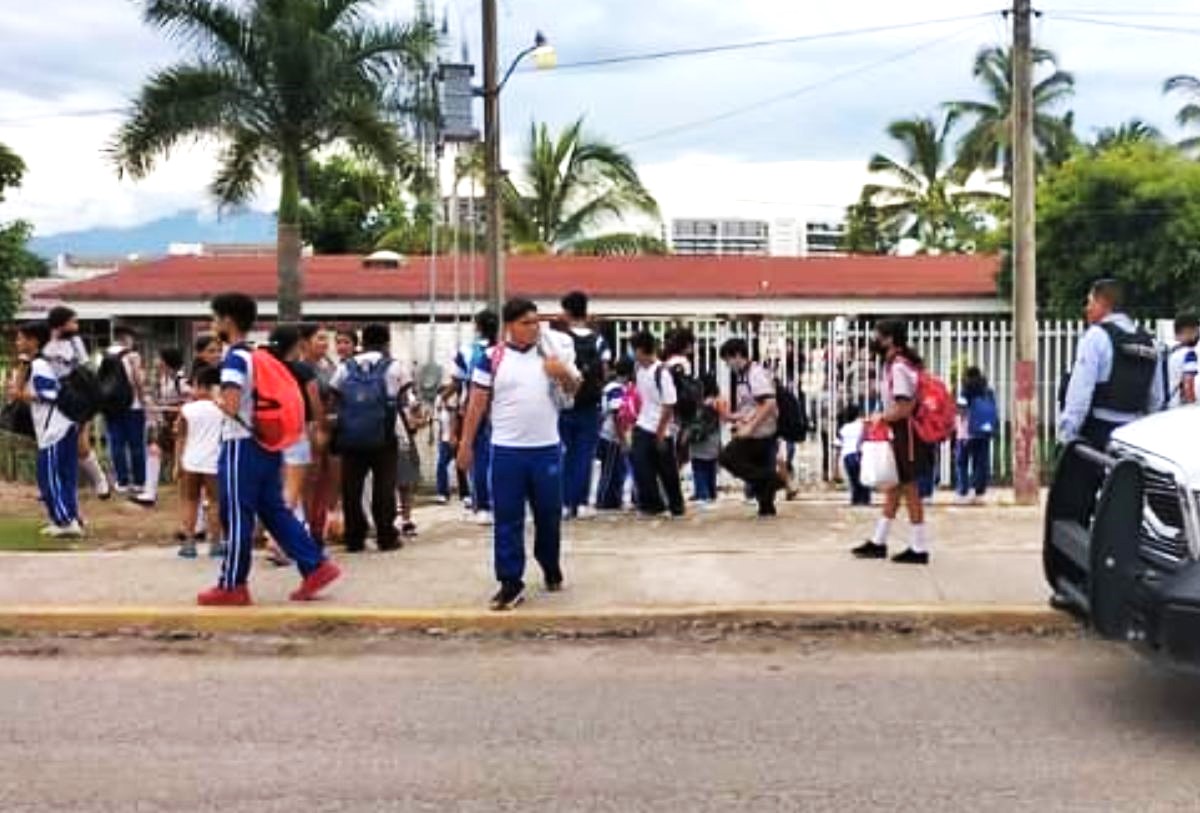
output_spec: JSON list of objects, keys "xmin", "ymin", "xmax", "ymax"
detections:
[{"xmin": 670, "ymin": 217, "xmax": 845, "ymax": 257}]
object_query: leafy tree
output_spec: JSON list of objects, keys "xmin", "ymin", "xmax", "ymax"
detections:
[
  {"xmin": 0, "ymin": 143, "xmax": 47, "ymax": 322},
  {"xmin": 299, "ymin": 154, "xmax": 410, "ymax": 254},
  {"xmin": 503, "ymin": 119, "xmax": 660, "ymax": 253},
  {"xmin": 567, "ymin": 233, "xmax": 668, "ymax": 256},
  {"xmin": 947, "ymin": 45, "xmax": 1075, "ymax": 183},
  {"xmin": 1093, "ymin": 119, "xmax": 1163, "ymax": 154},
  {"xmin": 862, "ymin": 113, "xmax": 1001, "ymax": 254},
  {"xmin": 1035, "ymin": 143, "xmax": 1200, "ymax": 317},
  {"xmin": 1164, "ymin": 75, "xmax": 1200, "ymax": 154},
  {"xmin": 111, "ymin": 0, "xmax": 435, "ymax": 320},
  {"xmin": 841, "ymin": 192, "xmax": 898, "ymax": 254}
]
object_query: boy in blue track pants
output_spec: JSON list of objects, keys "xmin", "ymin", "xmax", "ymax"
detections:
[
  {"xmin": 12, "ymin": 321, "xmax": 82, "ymax": 538},
  {"xmin": 457, "ymin": 298, "xmax": 581, "ymax": 611},
  {"xmin": 197, "ymin": 293, "xmax": 341, "ymax": 607}
]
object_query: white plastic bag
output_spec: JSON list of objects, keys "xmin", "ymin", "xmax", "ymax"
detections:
[{"xmin": 860, "ymin": 439, "xmax": 899, "ymax": 490}]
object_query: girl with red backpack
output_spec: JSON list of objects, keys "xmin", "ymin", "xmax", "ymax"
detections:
[{"xmin": 852, "ymin": 319, "xmax": 935, "ymax": 565}]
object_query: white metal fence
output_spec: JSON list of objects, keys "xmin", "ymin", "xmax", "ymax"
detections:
[
  {"xmin": 610, "ymin": 317, "xmax": 1092, "ymax": 486},
  {"xmin": 401, "ymin": 316, "xmax": 1171, "ymax": 488}
]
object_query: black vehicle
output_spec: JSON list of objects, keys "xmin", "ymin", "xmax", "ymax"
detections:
[{"xmin": 1045, "ymin": 407, "xmax": 1200, "ymax": 666}]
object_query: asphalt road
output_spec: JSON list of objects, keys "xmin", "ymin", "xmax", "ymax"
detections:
[{"xmin": 3, "ymin": 638, "xmax": 1200, "ymax": 812}]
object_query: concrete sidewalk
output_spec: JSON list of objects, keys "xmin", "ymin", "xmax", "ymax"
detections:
[{"xmin": 0, "ymin": 497, "xmax": 1061, "ymax": 632}]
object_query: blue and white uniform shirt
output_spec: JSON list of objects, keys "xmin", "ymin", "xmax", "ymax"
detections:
[
  {"xmin": 28, "ymin": 357, "xmax": 74, "ymax": 449},
  {"xmin": 220, "ymin": 344, "xmax": 255, "ymax": 442}
]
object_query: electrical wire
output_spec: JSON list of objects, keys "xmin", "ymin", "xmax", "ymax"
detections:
[
  {"xmin": 1040, "ymin": 9, "xmax": 1200, "ymax": 18},
  {"xmin": 619, "ymin": 18, "xmax": 993, "ymax": 149},
  {"xmin": 1044, "ymin": 14, "xmax": 1200, "ymax": 37},
  {"xmin": 546, "ymin": 12, "xmax": 1002, "ymax": 72}
]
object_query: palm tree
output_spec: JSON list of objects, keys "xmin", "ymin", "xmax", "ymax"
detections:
[
  {"xmin": 111, "ymin": 0, "xmax": 435, "ymax": 320},
  {"xmin": 947, "ymin": 45, "xmax": 1075, "ymax": 184},
  {"xmin": 863, "ymin": 113, "xmax": 1001, "ymax": 254},
  {"xmin": 502, "ymin": 119, "xmax": 660, "ymax": 253},
  {"xmin": 1093, "ymin": 119, "xmax": 1164, "ymax": 153},
  {"xmin": 1164, "ymin": 75, "xmax": 1200, "ymax": 153}
]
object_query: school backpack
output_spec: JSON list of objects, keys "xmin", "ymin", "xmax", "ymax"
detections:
[
  {"xmin": 96, "ymin": 350, "xmax": 134, "ymax": 417},
  {"xmin": 687, "ymin": 403, "xmax": 721, "ymax": 445},
  {"xmin": 966, "ymin": 390, "xmax": 999, "ymax": 437},
  {"xmin": 910, "ymin": 370, "xmax": 957, "ymax": 444},
  {"xmin": 250, "ymin": 349, "xmax": 307, "ymax": 452},
  {"xmin": 56, "ymin": 364, "xmax": 101, "ymax": 424},
  {"xmin": 775, "ymin": 381, "xmax": 809, "ymax": 443},
  {"xmin": 335, "ymin": 356, "xmax": 394, "ymax": 452},
  {"xmin": 657, "ymin": 363, "xmax": 702, "ymax": 424},
  {"xmin": 616, "ymin": 381, "xmax": 641, "ymax": 434},
  {"xmin": 570, "ymin": 331, "xmax": 605, "ymax": 410}
]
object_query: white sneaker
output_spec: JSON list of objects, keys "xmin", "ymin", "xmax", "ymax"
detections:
[
  {"xmin": 45, "ymin": 521, "xmax": 84, "ymax": 539},
  {"xmin": 435, "ymin": 495, "xmax": 449, "ymax": 505},
  {"xmin": 954, "ymin": 494, "xmax": 971, "ymax": 506},
  {"xmin": 475, "ymin": 511, "xmax": 494, "ymax": 526},
  {"xmin": 577, "ymin": 505, "xmax": 597, "ymax": 521}
]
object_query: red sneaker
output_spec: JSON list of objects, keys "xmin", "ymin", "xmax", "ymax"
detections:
[
  {"xmin": 290, "ymin": 560, "xmax": 342, "ymax": 602},
  {"xmin": 197, "ymin": 585, "xmax": 252, "ymax": 606}
]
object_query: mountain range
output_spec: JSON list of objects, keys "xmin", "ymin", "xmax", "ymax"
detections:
[{"xmin": 29, "ymin": 209, "xmax": 277, "ymax": 259}]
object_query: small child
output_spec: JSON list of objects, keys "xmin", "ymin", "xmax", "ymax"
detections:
[
  {"xmin": 596, "ymin": 358, "xmax": 635, "ymax": 511},
  {"xmin": 11, "ymin": 321, "xmax": 82, "ymax": 537},
  {"xmin": 396, "ymin": 391, "xmax": 425, "ymax": 538},
  {"xmin": 836, "ymin": 404, "xmax": 871, "ymax": 507},
  {"xmin": 690, "ymin": 373, "xmax": 722, "ymax": 507},
  {"xmin": 175, "ymin": 365, "xmax": 225, "ymax": 558}
]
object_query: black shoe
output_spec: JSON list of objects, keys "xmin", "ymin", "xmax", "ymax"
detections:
[
  {"xmin": 545, "ymin": 570, "xmax": 564, "ymax": 592},
  {"xmin": 757, "ymin": 506, "xmax": 778, "ymax": 519},
  {"xmin": 490, "ymin": 582, "xmax": 526, "ymax": 611},
  {"xmin": 891, "ymin": 548, "xmax": 930, "ymax": 565},
  {"xmin": 377, "ymin": 539, "xmax": 403, "ymax": 553},
  {"xmin": 344, "ymin": 543, "xmax": 366, "ymax": 554},
  {"xmin": 852, "ymin": 540, "xmax": 888, "ymax": 559}
]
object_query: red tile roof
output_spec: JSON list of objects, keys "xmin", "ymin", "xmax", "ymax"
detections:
[{"xmin": 47, "ymin": 253, "xmax": 1000, "ymax": 302}]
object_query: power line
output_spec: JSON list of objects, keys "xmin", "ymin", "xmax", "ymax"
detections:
[
  {"xmin": 1045, "ymin": 14, "xmax": 1200, "ymax": 37},
  {"xmin": 620, "ymin": 18, "xmax": 992, "ymax": 149},
  {"xmin": 1041, "ymin": 9, "xmax": 1200, "ymax": 18},
  {"xmin": 547, "ymin": 12, "xmax": 1003, "ymax": 72}
]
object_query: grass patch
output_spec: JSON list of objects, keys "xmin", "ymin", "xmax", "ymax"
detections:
[{"xmin": 0, "ymin": 517, "xmax": 75, "ymax": 551}]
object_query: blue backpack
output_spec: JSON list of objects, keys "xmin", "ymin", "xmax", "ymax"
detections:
[
  {"xmin": 967, "ymin": 391, "xmax": 999, "ymax": 437},
  {"xmin": 336, "ymin": 357, "xmax": 393, "ymax": 452}
]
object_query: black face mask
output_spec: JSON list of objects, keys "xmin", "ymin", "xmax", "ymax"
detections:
[{"xmin": 869, "ymin": 339, "xmax": 887, "ymax": 358}]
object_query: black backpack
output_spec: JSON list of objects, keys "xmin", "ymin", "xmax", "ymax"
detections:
[
  {"xmin": 1094, "ymin": 323, "xmax": 1159, "ymax": 413},
  {"xmin": 57, "ymin": 365, "xmax": 101, "ymax": 423},
  {"xmin": 571, "ymin": 332, "xmax": 604, "ymax": 409},
  {"xmin": 775, "ymin": 381, "xmax": 808, "ymax": 443},
  {"xmin": 97, "ymin": 349, "xmax": 135, "ymax": 417},
  {"xmin": 657, "ymin": 363, "xmax": 701, "ymax": 424}
]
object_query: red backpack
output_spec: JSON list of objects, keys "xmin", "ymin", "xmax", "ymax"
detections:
[
  {"xmin": 911, "ymin": 370, "xmax": 956, "ymax": 444},
  {"xmin": 250, "ymin": 349, "xmax": 306, "ymax": 452}
]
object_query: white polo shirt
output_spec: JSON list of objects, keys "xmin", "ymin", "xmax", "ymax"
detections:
[
  {"xmin": 471, "ymin": 344, "xmax": 561, "ymax": 448},
  {"xmin": 635, "ymin": 361, "xmax": 677, "ymax": 436}
]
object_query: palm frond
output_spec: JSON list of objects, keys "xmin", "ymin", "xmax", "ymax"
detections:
[
  {"xmin": 210, "ymin": 129, "xmax": 265, "ymax": 208},
  {"xmin": 141, "ymin": 0, "xmax": 257, "ymax": 67},
  {"xmin": 110, "ymin": 64, "xmax": 246, "ymax": 178},
  {"xmin": 1165, "ymin": 74, "xmax": 1200, "ymax": 96}
]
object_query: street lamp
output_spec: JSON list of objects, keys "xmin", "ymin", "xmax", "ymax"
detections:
[{"xmin": 480, "ymin": 10, "xmax": 555, "ymax": 316}]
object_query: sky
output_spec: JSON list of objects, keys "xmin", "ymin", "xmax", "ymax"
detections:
[{"xmin": 1, "ymin": 0, "xmax": 1198, "ymax": 238}]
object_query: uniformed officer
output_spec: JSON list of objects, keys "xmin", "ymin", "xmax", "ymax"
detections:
[{"xmin": 1058, "ymin": 279, "xmax": 1164, "ymax": 451}]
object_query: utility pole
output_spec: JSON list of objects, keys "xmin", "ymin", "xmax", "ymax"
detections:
[
  {"xmin": 1011, "ymin": 0, "xmax": 1039, "ymax": 505},
  {"xmin": 482, "ymin": 0, "xmax": 504, "ymax": 316}
]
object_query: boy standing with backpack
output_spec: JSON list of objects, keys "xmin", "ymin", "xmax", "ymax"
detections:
[
  {"xmin": 45, "ymin": 306, "xmax": 110, "ymax": 500},
  {"xmin": 630, "ymin": 331, "xmax": 686, "ymax": 518},
  {"xmin": 100, "ymin": 326, "xmax": 146, "ymax": 495},
  {"xmin": 199, "ymin": 293, "xmax": 340, "ymax": 606},
  {"xmin": 10, "ymin": 321, "xmax": 83, "ymax": 538},
  {"xmin": 556, "ymin": 291, "xmax": 609, "ymax": 520},
  {"xmin": 330, "ymin": 322, "xmax": 409, "ymax": 553}
]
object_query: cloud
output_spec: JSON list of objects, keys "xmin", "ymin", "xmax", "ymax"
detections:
[{"xmin": 2, "ymin": 0, "xmax": 1198, "ymax": 237}]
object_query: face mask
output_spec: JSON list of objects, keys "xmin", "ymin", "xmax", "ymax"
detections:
[{"xmin": 869, "ymin": 339, "xmax": 887, "ymax": 358}]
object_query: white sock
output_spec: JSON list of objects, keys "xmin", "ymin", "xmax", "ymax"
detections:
[
  {"xmin": 142, "ymin": 451, "xmax": 161, "ymax": 500},
  {"xmin": 872, "ymin": 518, "xmax": 892, "ymax": 547},
  {"xmin": 910, "ymin": 523, "xmax": 930, "ymax": 554},
  {"xmin": 293, "ymin": 502, "xmax": 307, "ymax": 528},
  {"xmin": 196, "ymin": 502, "xmax": 208, "ymax": 536},
  {"xmin": 81, "ymin": 452, "xmax": 109, "ymax": 495}
]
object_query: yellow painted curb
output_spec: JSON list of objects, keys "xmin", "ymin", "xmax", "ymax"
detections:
[{"xmin": 0, "ymin": 603, "xmax": 1076, "ymax": 635}]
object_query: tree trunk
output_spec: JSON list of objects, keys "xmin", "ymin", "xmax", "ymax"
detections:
[{"xmin": 277, "ymin": 151, "xmax": 304, "ymax": 322}]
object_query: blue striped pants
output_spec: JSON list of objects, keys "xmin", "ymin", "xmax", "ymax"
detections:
[{"xmin": 36, "ymin": 426, "xmax": 79, "ymax": 527}]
